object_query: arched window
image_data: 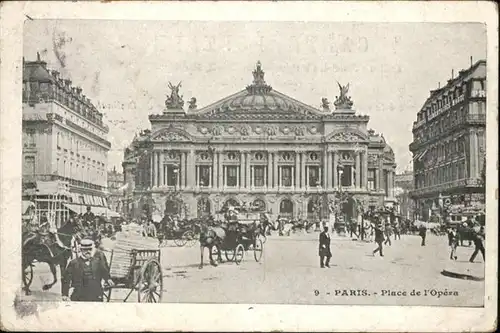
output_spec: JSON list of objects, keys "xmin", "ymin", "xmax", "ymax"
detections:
[
  {"xmin": 279, "ymin": 199, "xmax": 294, "ymax": 219},
  {"xmin": 222, "ymin": 198, "xmax": 239, "ymax": 211},
  {"xmin": 252, "ymin": 198, "xmax": 266, "ymax": 212}
]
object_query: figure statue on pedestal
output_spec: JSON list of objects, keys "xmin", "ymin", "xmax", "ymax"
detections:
[
  {"xmin": 188, "ymin": 97, "xmax": 197, "ymax": 110},
  {"xmin": 165, "ymin": 81, "xmax": 184, "ymax": 109},
  {"xmin": 333, "ymin": 81, "xmax": 354, "ymax": 110}
]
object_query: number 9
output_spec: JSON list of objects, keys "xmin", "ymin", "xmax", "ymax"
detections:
[{"xmin": 314, "ymin": 290, "xmax": 319, "ymax": 296}]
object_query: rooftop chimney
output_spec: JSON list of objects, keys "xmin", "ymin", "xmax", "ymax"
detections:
[
  {"xmin": 451, "ymin": 69, "xmax": 454, "ymax": 79},
  {"xmin": 36, "ymin": 52, "xmax": 41, "ymax": 62},
  {"xmin": 470, "ymin": 56, "xmax": 473, "ymax": 67},
  {"xmin": 438, "ymin": 82, "xmax": 440, "ymax": 89}
]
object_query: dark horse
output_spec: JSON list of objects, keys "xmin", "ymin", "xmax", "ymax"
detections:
[
  {"xmin": 198, "ymin": 222, "xmax": 228, "ymax": 269},
  {"xmin": 22, "ymin": 220, "xmax": 79, "ymax": 296}
]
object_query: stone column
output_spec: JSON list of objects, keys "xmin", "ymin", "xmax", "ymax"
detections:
[
  {"xmin": 152, "ymin": 151, "xmax": 158, "ymax": 187},
  {"xmin": 300, "ymin": 153, "xmax": 306, "ymax": 188},
  {"xmin": 291, "ymin": 166, "xmax": 295, "ymax": 188},
  {"xmin": 250, "ymin": 166, "xmax": 254, "ymax": 188},
  {"xmin": 181, "ymin": 152, "xmax": 187, "ymax": 189},
  {"xmin": 150, "ymin": 153, "xmax": 154, "ymax": 188},
  {"xmin": 240, "ymin": 153, "xmax": 245, "ymax": 188},
  {"xmin": 362, "ymin": 151, "xmax": 368, "ymax": 189},
  {"xmin": 375, "ymin": 168, "xmax": 380, "ymax": 190},
  {"xmin": 188, "ymin": 150, "xmax": 195, "ymax": 188},
  {"xmin": 217, "ymin": 151, "xmax": 223, "ymax": 189},
  {"xmin": 212, "ymin": 151, "xmax": 217, "ymax": 188},
  {"xmin": 195, "ymin": 166, "xmax": 199, "ymax": 188},
  {"xmin": 355, "ymin": 152, "xmax": 361, "ymax": 188},
  {"xmin": 247, "ymin": 152, "xmax": 252, "ymax": 188},
  {"xmin": 295, "ymin": 153, "xmax": 300, "ymax": 190},
  {"xmin": 266, "ymin": 152, "xmax": 272, "ymax": 189},
  {"xmin": 224, "ymin": 166, "xmax": 228, "ymax": 188},
  {"xmin": 332, "ymin": 151, "xmax": 338, "ymax": 188},
  {"xmin": 327, "ymin": 151, "xmax": 332, "ymax": 189},
  {"xmin": 323, "ymin": 150, "xmax": 327, "ymax": 188},
  {"xmin": 273, "ymin": 153, "xmax": 278, "ymax": 188},
  {"xmin": 305, "ymin": 166, "xmax": 309, "ymax": 188},
  {"xmin": 159, "ymin": 151, "xmax": 164, "ymax": 187}
]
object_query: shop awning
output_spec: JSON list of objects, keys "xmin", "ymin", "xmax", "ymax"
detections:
[
  {"xmin": 64, "ymin": 204, "xmax": 120, "ymax": 218},
  {"xmin": 64, "ymin": 203, "xmax": 87, "ymax": 214}
]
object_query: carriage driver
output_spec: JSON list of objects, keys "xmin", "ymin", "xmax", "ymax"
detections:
[{"xmin": 62, "ymin": 238, "xmax": 114, "ymax": 302}]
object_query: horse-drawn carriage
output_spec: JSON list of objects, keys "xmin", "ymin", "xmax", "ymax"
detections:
[
  {"xmin": 210, "ymin": 219, "xmax": 264, "ymax": 265},
  {"xmin": 199, "ymin": 211, "xmax": 264, "ymax": 268},
  {"xmin": 102, "ymin": 234, "xmax": 162, "ymax": 303},
  {"xmin": 157, "ymin": 215, "xmax": 199, "ymax": 247}
]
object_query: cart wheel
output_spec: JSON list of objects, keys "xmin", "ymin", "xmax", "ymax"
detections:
[
  {"xmin": 184, "ymin": 231, "xmax": 197, "ymax": 247},
  {"xmin": 138, "ymin": 259, "xmax": 163, "ymax": 303},
  {"xmin": 253, "ymin": 238, "xmax": 263, "ymax": 262},
  {"xmin": 102, "ymin": 285, "xmax": 112, "ymax": 302},
  {"xmin": 23, "ymin": 263, "xmax": 33, "ymax": 290},
  {"xmin": 225, "ymin": 249, "xmax": 235, "ymax": 262},
  {"xmin": 174, "ymin": 236, "xmax": 187, "ymax": 247},
  {"xmin": 234, "ymin": 244, "xmax": 244, "ymax": 265}
]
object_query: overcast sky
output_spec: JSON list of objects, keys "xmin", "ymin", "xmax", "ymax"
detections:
[{"xmin": 24, "ymin": 20, "xmax": 486, "ymax": 173}]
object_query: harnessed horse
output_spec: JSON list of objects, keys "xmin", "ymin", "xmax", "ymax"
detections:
[{"xmin": 22, "ymin": 219, "xmax": 77, "ymax": 296}]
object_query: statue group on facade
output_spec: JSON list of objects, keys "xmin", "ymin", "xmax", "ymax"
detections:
[
  {"xmin": 165, "ymin": 81, "xmax": 185, "ymax": 109},
  {"xmin": 333, "ymin": 82, "xmax": 354, "ymax": 110}
]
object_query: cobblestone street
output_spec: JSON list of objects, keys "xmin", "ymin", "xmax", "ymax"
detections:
[{"xmin": 22, "ymin": 232, "xmax": 484, "ymax": 306}]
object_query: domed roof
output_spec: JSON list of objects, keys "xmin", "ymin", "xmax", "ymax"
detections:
[{"xmin": 191, "ymin": 61, "xmax": 324, "ymax": 120}]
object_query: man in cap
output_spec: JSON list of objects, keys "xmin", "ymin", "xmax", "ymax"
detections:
[
  {"xmin": 62, "ymin": 238, "xmax": 114, "ymax": 302},
  {"xmin": 372, "ymin": 222, "xmax": 385, "ymax": 257},
  {"xmin": 469, "ymin": 225, "xmax": 485, "ymax": 263},
  {"xmin": 318, "ymin": 226, "xmax": 332, "ymax": 268}
]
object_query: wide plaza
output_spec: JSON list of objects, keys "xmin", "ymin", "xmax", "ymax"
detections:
[{"xmin": 23, "ymin": 232, "xmax": 484, "ymax": 307}]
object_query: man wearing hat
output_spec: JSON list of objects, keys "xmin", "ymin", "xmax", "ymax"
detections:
[
  {"xmin": 372, "ymin": 221, "xmax": 385, "ymax": 257},
  {"xmin": 82, "ymin": 206, "xmax": 95, "ymax": 226},
  {"xmin": 61, "ymin": 238, "xmax": 114, "ymax": 302},
  {"xmin": 318, "ymin": 226, "xmax": 332, "ymax": 268}
]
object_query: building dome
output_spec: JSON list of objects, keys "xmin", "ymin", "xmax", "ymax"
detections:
[{"xmin": 214, "ymin": 61, "xmax": 300, "ymax": 113}]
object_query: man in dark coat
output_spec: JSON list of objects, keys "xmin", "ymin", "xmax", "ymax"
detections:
[
  {"xmin": 82, "ymin": 206, "xmax": 95, "ymax": 225},
  {"xmin": 62, "ymin": 239, "xmax": 113, "ymax": 302},
  {"xmin": 419, "ymin": 224, "xmax": 427, "ymax": 246},
  {"xmin": 318, "ymin": 226, "xmax": 332, "ymax": 268},
  {"xmin": 469, "ymin": 226, "xmax": 485, "ymax": 263},
  {"xmin": 372, "ymin": 222, "xmax": 385, "ymax": 257}
]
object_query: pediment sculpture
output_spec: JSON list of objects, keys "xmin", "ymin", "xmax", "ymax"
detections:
[
  {"xmin": 321, "ymin": 97, "xmax": 330, "ymax": 111},
  {"xmin": 188, "ymin": 97, "xmax": 197, "ymax": 110},
  {"xmin": 152, "ymin": 131, "xmax": 191, "ymax": 142},
  {"xmin": 165, "ymin": 81, "xmax": 184, "ymax": 109},
  {"xmin": 333, "ymin": 82, "xmax": 354, "ymax": 110},
  {"xmin": 329, "ymin": 132, "xmax": 364, "ymax": 142}
]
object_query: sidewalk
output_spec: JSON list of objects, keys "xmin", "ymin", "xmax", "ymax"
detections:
[{"xmin": 441, "ymin": 260, "xmax": 485, "ymax": 281}]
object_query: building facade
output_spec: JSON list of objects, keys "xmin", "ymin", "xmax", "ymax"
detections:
[
  {"xmin": 123, "ymin": 62, "xmax": 397, "ymax": 221},
  {"xmin": 394, "ymin": 170, "xmax": 414, "ymax": 220},
  {"xmin": 409, "ymin": 60, "xmax": 486, "ymax": 221},
  {"xmin": 22, "ymin": 53, "xmax": 113, "ymax": 226},
  {"xmin": 107, "ymin": 167, "xmax": 126, "ymax": 215}
]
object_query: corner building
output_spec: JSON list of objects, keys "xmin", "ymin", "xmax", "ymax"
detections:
[
  {"xmin": 409, "ymin": 60, "xmax": 486, "ymax": 221},
  {"xmin": 22, "ymin": 54, "xmax": 112, "ymax": 226},
  {"xmin": 123, "ymin": 62, "xmax": 397, "ymax": 220}
]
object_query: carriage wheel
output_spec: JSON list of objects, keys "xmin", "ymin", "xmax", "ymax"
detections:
[
  {"xmin": 174, "ymin": 235, "xmax": 187, "ymax": 247},
  {"xmin": 183, "ymin": 230, "xmax": 197, "ymax": 248},
  {"xmin": 225, "ymin": 249, "xmax": 235, "ymax": 262},
  {"xmin": 23, "ymin": 263, "xmax": 33, "ymax": 290},
  {"xmin": 253, "ymin": 238, "xmax": 263, "ymax": 262},
  {"xmin": 137, "ymin": 259, "xmax": 163, "ymax": 303},
  {"xmin": 234, "ymin": 244, "xmax": 244, "ymax": 265}
]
